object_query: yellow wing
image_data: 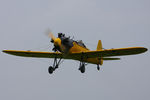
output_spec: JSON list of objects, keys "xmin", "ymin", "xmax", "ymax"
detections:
[
  {"xmin": 2, "ymin": 47, "xmax": 147, "ymax": 60},
  {"xmin": 70, "ymin": 47, "xmax": 148, "ymax": 59},
  {"xmin": 2, "ymin": 50, "xmax": 121, "ymax": 65},
  {"xmin": 2, "ymin": 50, "xmax": 63, "ymax": 58}
]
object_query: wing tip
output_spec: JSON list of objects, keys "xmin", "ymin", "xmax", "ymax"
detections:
[
  {"xmin": 2, "ymin": 50, "xmax": 14, "ymax": 53},
  {"xmin": 2, "ymin": 50, "xmax": 7, "ymax": 53},
  {"xmin": 140, "ymin": 47, "xmax": 148, "ymax": 53},
  {"xmin": 144, "ymin": 47, "xmax": 148, "ymax": 51},
  {"xmin": 2, "ymin": 50, "xmax": 14, "ymax": 55}
]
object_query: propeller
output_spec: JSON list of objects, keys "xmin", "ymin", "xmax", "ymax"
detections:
[
  {"xmin": 45, "ymin": 29, "xmax": 56, "ymax": 43},
  {"xmin": 46, "ymin": 30, "xmax": 73, "ymax": 52},
  {"xmin": 49, "ymin": 32, "xmax": 56, "ymax": 42},
  {"xmin": 45, "ymin": 30, "xmax": 62, "ymax": 52}
]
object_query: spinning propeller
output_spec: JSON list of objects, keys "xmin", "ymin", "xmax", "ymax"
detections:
[
  {"xmin": 46, "ymin": 30, "xmax": 74, "ymax": 52},
  {"xmin": 47, "ymin": 31, "xmax": 62, "ymax": 52}
]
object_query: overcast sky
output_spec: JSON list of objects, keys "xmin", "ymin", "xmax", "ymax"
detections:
[{"xmin": 0, "ymin": 0, "xmax": 150, "ymax": 100}]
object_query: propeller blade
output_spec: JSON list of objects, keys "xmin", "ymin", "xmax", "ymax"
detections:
[
  {"xmin": 49, "ymin": 32, "xmax": 56, "ymax": 41},
  {"xmin": 45, "ymin": 28, "xmax": 56, "ymax": 41}
]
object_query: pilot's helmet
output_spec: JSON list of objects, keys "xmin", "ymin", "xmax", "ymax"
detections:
[
  {"xmin": 58, "ymin": 33, "xmax": 63, "ymax": 38},
  {"xmin": 58, "ymin": 33, "xmax": 65, "ymax": 38}
]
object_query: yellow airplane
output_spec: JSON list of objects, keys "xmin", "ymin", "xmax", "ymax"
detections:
[{"xmin": 2, "ymin": 33, "xmax": 148, "ymax": 74}]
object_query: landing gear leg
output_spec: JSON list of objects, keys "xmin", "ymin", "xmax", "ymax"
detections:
[
  {"xmin": 48, "ymin": 57, "xmax": 62, "ymax": 74},
  {"xmin": 78, "ymin": 52, "xmax": 87, "ymax": 73},
  {"xmin": 79, "ymin": 61, "xmax": 85, "ymax": 73}
]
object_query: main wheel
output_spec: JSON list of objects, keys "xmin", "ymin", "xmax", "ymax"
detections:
[
  {"xmin": 80, "ymin": 64, "xmax": 85, "ymax": 73},
  {"xmin": 48, "ymin": 66, "xmax": 54, "ymax": 74},
  {"xmin": 97, "ymin": 65, "xmax": 100, "ymax": 70}
]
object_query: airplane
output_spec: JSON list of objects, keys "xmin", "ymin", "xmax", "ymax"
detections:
[{"xmin": 2, "ymin": 33, "xmax": 148, "ymax": 74}]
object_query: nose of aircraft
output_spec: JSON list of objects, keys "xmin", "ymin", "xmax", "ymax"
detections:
[
  {"xmin": 54, "ymin": 38, "xmax": 61, "ymax": 46},
  {"xmin": 49, "ymin": 32, "xmax": 61, "ymax": 46}
]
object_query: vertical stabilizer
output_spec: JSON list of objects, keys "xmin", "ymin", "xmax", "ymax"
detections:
[
  {"xmin": 97, "ymin": 40, "xmax": 103, "ymax": 65},
  {"xmin": 97, "ymin": 40, "xmax": 102, "ymax": 50}
]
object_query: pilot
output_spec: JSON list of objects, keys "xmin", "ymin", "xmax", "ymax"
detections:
[{"xmin": 58, "ymin": 33, "xmax": 65, "ymax": 38}]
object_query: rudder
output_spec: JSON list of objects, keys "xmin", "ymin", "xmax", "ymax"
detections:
[
  {"xmin": 97, "ymin": 40, "xmax": 102, "ymax": 50},
  {"xmin": 97, "ymin": 40, "xmax": 103, "ymax": 65}
]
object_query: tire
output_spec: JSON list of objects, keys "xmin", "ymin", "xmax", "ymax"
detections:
[
  {"xmin": 48, "ymin": 66, "xmax": 54, "ymax": 74},
  {"xmin": 97, "ymin": 65, "xmax": 100, "ymax": 70},
  {"xmin": 80, "ymin": 65, "xmax": 85, "ymax": 73}
]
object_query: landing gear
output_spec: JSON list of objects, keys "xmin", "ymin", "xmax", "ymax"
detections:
[
  {"xmin": 97, "ymin": 64, "xmax": 100, "ymax": 71},
  {"xmin": 48, "ymin": 66, "xmax": 54, "ymax": 74},
  {"xmin": 48, "ymin": 58, "xmax": 62, "ymax": 74},
  {"xmin": 79, "ymin": 62, "xmax": 86, "ymax": 73},
  {"xmin": 78, "ymin": 52, "xmax": 87, "ymax": 73}
]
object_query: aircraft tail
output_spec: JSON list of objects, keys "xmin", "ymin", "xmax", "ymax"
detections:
[
  {"xmin": 97, "ymin": 40, "xmax": 103, "ymax": 65},
  {"xmin": 97, "ymin": 40, "xmax": 102, "ymax": 50}
]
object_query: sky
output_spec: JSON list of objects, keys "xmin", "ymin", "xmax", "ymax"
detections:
[{"xmin": 0, "ymin": 0, "xmax": 150, "ymax": 100}]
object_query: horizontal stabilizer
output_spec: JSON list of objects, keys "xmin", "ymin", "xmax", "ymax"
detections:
[{"xmin": 103, "ymin": 58, "xmax": 121, "ymax": 60}]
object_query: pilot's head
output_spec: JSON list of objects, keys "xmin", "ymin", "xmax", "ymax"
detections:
[
  {"xmin": 58, "ymin": 33, "xmax": 65, "ymax": 38},
  {"xmin": 58, "ymin": 33, "xmax": 62, "ymax": 38}
]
